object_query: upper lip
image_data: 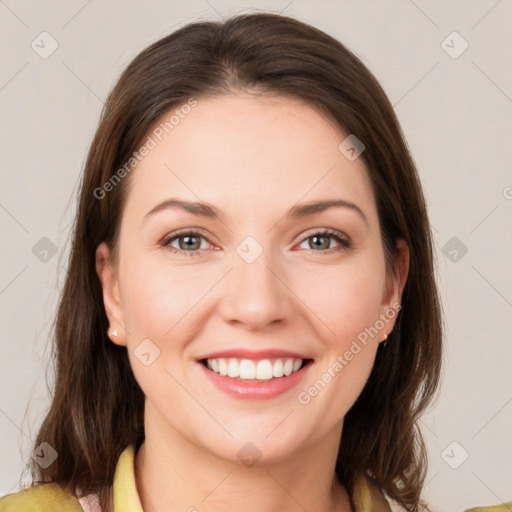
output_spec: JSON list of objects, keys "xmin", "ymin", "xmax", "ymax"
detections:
[{"xmin": 197, "ymin": 349, "xmax": 313, "ymax": 361}]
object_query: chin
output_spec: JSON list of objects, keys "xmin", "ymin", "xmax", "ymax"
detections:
[{"xmin": 203, "ymin": 425, "xmax": 307, "ymax": 465}]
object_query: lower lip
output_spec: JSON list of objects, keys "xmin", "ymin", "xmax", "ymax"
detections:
[{"xmin": 199, "ymin": 361, "xmax": 313, "ymax": 400}]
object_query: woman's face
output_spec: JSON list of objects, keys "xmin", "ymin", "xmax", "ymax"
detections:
[{"xmin": 96, "ymin": 92, "xmax": 408, "ymax": 464}]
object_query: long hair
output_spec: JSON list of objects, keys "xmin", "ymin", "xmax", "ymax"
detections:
[{"xmin": 27, "ymin": 12, "xmax": 443, "ymax": 511}]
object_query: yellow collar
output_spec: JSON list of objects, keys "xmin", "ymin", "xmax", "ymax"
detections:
[
  {"xmin": 113, "ymin": 445, "xmax": 143, "ymax": 512},
  {"xmin": 113, "ymin": 445, "xmax": 391, "ymax": 512}
]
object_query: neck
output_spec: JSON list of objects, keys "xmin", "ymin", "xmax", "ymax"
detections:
[{"xmin": 134, "ymin": 403, "xmax": 353, "ymax": 512}]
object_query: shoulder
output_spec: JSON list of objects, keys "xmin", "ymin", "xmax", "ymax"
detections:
[
  {"xmin": 0, "ymin": 483, "xmax": 84, "ymax": 512},
  {"xmin": 464, "ymin": 504, "xmax": 512, "ymax": 512}
]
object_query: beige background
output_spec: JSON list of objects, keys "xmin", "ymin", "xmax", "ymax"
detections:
[{"xmin": 0, "ymin": 1, "xmax": 511, "ymax": 510}]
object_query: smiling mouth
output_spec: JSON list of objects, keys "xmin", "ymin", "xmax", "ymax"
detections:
[{"xmin": 200, "ymin": 357, "xmax": 314, "ymax": 382}]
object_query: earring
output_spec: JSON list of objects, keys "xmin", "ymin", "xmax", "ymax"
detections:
[
  {"xmin": 112, "ymin": 329, "xmax": 118, "ymax": 337},
  {"xmin": 382, "ymin": 333, "xmax": 388, "ymax": 348}
]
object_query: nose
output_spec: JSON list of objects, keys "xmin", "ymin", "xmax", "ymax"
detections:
[{"xmin": 218, "ymin": 248, "xmax": 294, "ymax": 331}]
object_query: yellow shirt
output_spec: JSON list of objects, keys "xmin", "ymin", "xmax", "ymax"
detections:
[{"xmin": 0, "ymin": 445, "xmax": 510, "ymax": 511}]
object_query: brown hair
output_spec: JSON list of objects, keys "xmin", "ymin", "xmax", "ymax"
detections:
[{"xmin": 26, "ymin": 12, "xmax": 442, "ymax": 511}]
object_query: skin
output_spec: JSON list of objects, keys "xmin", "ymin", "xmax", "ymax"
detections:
[{"xmin": 96, "ymin": 92, "xmax": 409, "ymax": 512}]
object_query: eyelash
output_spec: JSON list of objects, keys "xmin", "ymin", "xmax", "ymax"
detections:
[{"xmin": 160, "ymin": 229, "xmax": 351, "ymax": 257}]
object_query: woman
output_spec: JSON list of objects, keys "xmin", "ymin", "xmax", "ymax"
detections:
[{"xmin": 0, "ymin": 11, "xmax": 451, "ymax": 512}]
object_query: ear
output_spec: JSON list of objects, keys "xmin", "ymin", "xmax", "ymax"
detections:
[
  {"xmin": 95, "ymin": 242, "xmax": 126, "ymax": 347},
  {"xmin": 379, "ymin": 238, "xmax": 409, "ymax": 338}
]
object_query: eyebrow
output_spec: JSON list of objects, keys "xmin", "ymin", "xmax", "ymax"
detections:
[{"xmin": 144, "ymin": 197, "xmax": 369, "ymax": 226}]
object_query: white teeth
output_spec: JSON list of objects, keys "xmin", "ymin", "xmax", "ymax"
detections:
[
  {"xmin": 272, "ymin": 359, "xmax": 284, "ymax": 378},
  {"xmin": 256, "ymin": 360, "xmax": 273, "ymax": 380},
  {"xmin": 227, "ymin": 359, "xmax": 238, "ymax": 378},
  {"xmin": 283, "ymin": 359, "xmax": 294, "ymax": 376},
  {"xmin": 218, "ymin": 358, "xmax": 228, "ymax": 376},
  {"xmin": 204, "ymin": 357, "xmax": 305, "ymax": 380},
  {"xmin": 239, "ymin": 359, "xmax": 256, "ymax": 379}
]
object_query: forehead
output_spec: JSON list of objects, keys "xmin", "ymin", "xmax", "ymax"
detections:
[{"xmin": 123, "ymin": 93, "xmax": 377, "ymax": 224}]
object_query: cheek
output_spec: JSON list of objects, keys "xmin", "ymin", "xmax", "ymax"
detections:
[
  {"xmin": 119, "ymin": 259, "xmax": 198, "ymax": 408},
  {"xmin": 293, "ymin": 256, "xmax": 386, "ymax": 419},
  {"xmin": 121, "ymin": 257, "xmax": 204, "ymax": 339},
  {"xmin": 297, "ymin": 255, "xmax": 386, "ymax": 347}
]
